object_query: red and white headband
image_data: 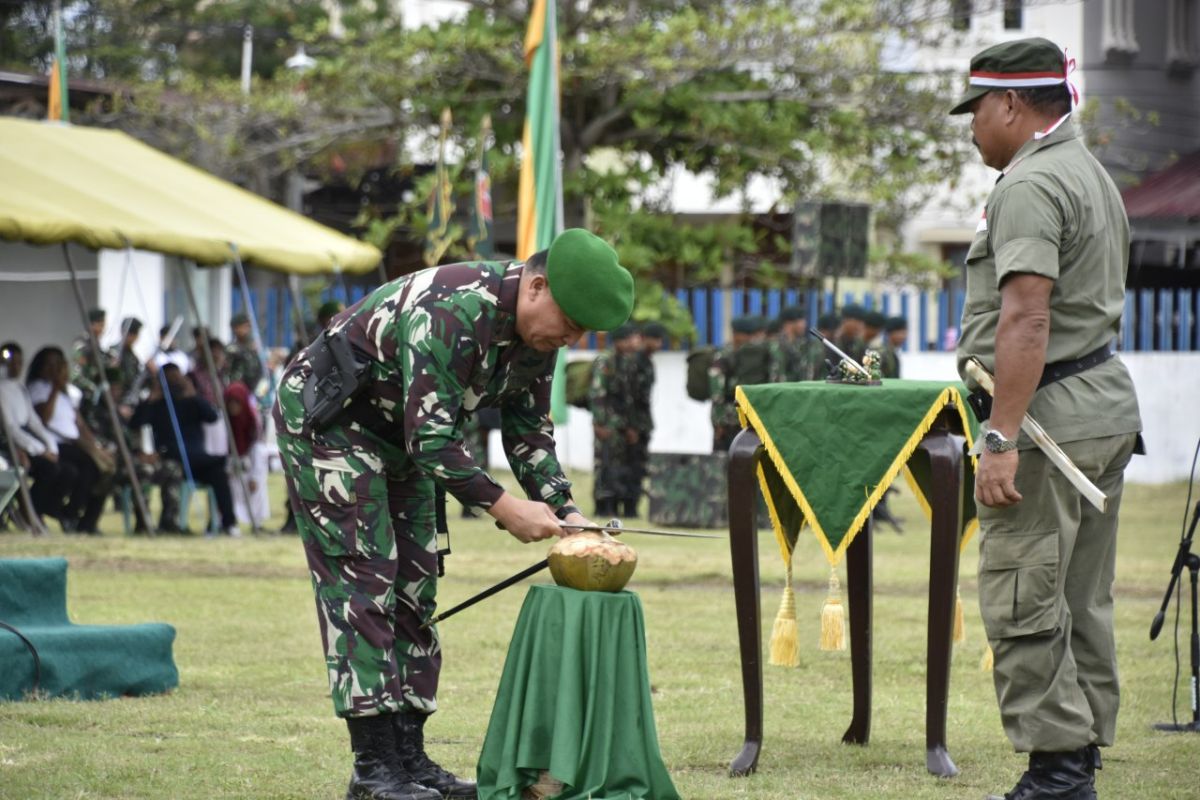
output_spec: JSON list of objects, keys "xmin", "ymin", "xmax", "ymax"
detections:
[{"xmin": 969, "ymin": 47, "xmax": 1080, "ymax": 108}]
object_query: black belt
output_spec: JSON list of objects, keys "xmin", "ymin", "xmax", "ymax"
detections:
[{"xmin": 1037, "ymin": 344, "xmax": 1113, "ymax": 390}]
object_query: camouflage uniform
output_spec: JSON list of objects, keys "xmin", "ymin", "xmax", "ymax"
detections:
[
  {"xmin": 226, "ymin": 338, "xmax": 263, "ymax": 395},
  {"xmin": 273, "ymin": 260, "xmax": 575, "ymax": 719},
  {"xmin": 114, "ymin": 345, "xmax": 146, "ymax": 406},
  {"xmin": 708, "ymin": 342, "xmax": 773, "ymax": 452},
  {"xmin": 588, "ymin": 348, "xmax": 641, "ymax": 516},
  {"xmin": 82, "ymin": 389, "xmax": 182, "ymax": 531},
  {"xmin": 646, "ymin": 451, "xmax": 728, "ymax": 529},
  {"xmin": 879, "ymin": 344, "xmax": 901, "ymax": 379},
  {"xmin": 628, "ymin": 350, "xmax": 655, "ymax": 515},
  {"xmin": 769, "ymin": 333, "xmax": 819, "ymax": 382}
]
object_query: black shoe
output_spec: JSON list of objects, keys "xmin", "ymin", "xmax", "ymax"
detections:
[
  {"xmin": 345, "ymin": 715, "xmax": 441, "ymax": 800},
  {"xmin": 985, "ymin": 749, "xmax": 1096, "ymax": 800},
  {"xmin": 393, "ymin": 711, "xmax": 477, "ymax": 799},
  {"xmin": 621, "ymin": 499, "xmax": 639, "ymax": 519}
]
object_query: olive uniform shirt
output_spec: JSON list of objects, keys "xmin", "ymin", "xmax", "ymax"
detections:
[{"xmin": 956, "ymin": 117, "xmax": 1142, "ymax": 446}]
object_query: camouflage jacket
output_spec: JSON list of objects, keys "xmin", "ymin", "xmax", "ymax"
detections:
[
  {"xmin": 769, "ymin": 334, "xmax": 819, "ymax": 382},
  {"xmin": 280, "ymin": 260, "xmax": 572, "ymax": 511},
  {"xmin": 880, "ymin": 344, "xmax": 901, "ymax": 379},
  {"xmin": 71, "ymin": 334, "xmax": 108, "ymax": 401},
  {"xmin": 115, "ymin": 345, "xmax": 145, "ymax": 405},
  {"xmin": 226, "ymin": 340, "xmax": 263, "ymax": 393},
  {"xmin": 629, "ymin": 351, "xmax": 654, "ymax": 433},
  {"xmin": 588, "ymin": 349, "xmax": 640, "ymax": 432},
  {"xmin": 707, "ymin": 344, "xmax": 741, "ymax": 432}
]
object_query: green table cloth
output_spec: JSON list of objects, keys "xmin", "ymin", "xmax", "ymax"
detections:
[
  {"xmin": 476, "ymin": 585, "xmax": 680, "ymax": 800},
  {"xmin": 735, "ymin": 379, "xmax": 980, "ymax": 567}
]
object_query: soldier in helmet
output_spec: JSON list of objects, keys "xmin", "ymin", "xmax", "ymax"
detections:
[{"xmin": 274, "ymin": 228, "xmax": 632, "ymax": 800}]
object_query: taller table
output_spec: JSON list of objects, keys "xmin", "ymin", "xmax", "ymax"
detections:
[{"xmin": 725, "ymin": 380, "xmax": 979, "ymax": 779}]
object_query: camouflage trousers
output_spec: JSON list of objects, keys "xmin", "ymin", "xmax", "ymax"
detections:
[
  {"xmin": 120, "ymin": 457, "xmax": 183, "ymax": 532},
  {"xmin": 593, "ymin": 432, "xmax": 644, "ymax": 509},
  {"xmin": 275, "ymin": 386, "xmax": 441, "ymax": 719}
]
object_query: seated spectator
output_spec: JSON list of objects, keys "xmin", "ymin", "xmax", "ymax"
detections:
[
  {"xmin": 26, "ymin": 346, "xmax": 110, "ymax": 534},
  {"xmin": 85, "ymin": 369, "xmax": 184, "ymax": 534},
  {"xmin": 225, "ymin": 381, "xmax": 269, "ymax": 528},
  {"xmin": 189, "ymin": 337, "xmax": 228, "ymax": 458},
  {"xmin": 0, "ymin": 342, "xmax": 73, "ymax": 528},
  {"xmin": 131, "ymin": 363, "xmax": 240, "ymax": 537}
]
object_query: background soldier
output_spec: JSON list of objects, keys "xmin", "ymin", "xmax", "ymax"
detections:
[
  {"xmin": 811, "ymin": 311, "xmax": 841, "ymax": 379},
  {"xmin": 880, "ymin": 316, "xmax": 908, "ymax": 379},
  {"xmin": 113, "ymin": 317, "xmax": 144, "ymax": 409},
  {"xmin": 709, "ymin": 314, "xmax": 771, "ymax": 451},
  {"xmin": 952, "ymin": 38, "xmax": 1142, "ymax": 800},
  {"xmin": 589, "ymin": 323, "xmax": 642, "ymax": 518},
  {"xmin": 72, "ymin": 307, "xmax": 111, "ymax": 410},
  {"xmin": 274, "ymin": 228, "xmax": 632, "ymax": 800},
  {"xmin": 225, "ymin": 312, "xmax": 263, "ymax": 396},
  {"xmin": 833, "ymin": 304, "xmax": 868, "ymax": 365},
  {"xmin": 862, "ymin": 310, "xmax": 887, "ymax": 350},
  {"xmin": 771, "ymin": 304, "xmax": 815, "ymax": 382},
  {"xmin": 630, "ymin": 321, "xmax": 666, "ymax": 517}
]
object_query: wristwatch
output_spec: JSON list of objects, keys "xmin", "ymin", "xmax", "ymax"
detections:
[{"xmin": 984, "ymin": 429, "xmax": 1018, "ymax": 454}]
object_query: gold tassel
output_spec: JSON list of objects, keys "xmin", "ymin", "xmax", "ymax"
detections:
[
  {"xmin": 768, "ymin": 561, "xmax": 800, "ymax": 667},
  {"xmin": 819, "ymin": 569, "xmax": 847, "ymax": 652},
  {"xmin": 980, "ymin": 644, "xmax": 994, "ymax": 672},
  {"xmin": 953, "ymin": 591, "xmax": 966, "ymax": 644}
]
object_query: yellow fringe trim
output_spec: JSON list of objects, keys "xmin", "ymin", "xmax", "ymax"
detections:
[
  {"xmin": 768, "ymin": 561, "xmax": 800, "ymax": 668},
  {"xmin": 953, "ymin": 591, "xmax": 966, "ymax": 644},
  {"xmin": 980, "ymin": 644, "xmax": 994, "ymax": 672},
  {"xmin": 737, "ymin": 384, "xmax": 978, "ymax": 567},
  {"xmin": 819, "ymin": 569, "xmax": 847, "ymax": 652}
]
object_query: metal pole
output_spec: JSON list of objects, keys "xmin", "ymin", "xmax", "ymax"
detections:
[
  {"xmin": 61, "ymin": 244, "xmax": 156, "ymax": 535},
  {"xmin": 178, "ymin": 261, "xmax": 260, "ymax": 533},
  {"xmin": 240, "ymin": 25, "xmax": 253, "ymax": 96}
]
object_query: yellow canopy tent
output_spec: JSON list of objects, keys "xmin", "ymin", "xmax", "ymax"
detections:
[{"xmin": 0, "ymin": 116, "xmax": 381, "ymax": 274}]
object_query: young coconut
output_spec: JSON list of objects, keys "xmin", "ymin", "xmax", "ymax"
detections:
[{"xmin": 546, "ymin": 531, "xmax": 637, "ymax": 592}]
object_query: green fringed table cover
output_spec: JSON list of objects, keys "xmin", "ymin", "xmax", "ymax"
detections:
[
  {"xmin": 476, "ymin": 585, "xmax": 680, "ymax": 800},
  {"xmin": 735, "ymin": 379, "xmax": 981, "ymax": 566}
]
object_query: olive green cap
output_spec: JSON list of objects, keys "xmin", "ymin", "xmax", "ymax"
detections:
[
  {"xmin": 840, "ymin": 304, "xmax": 867, "ymax": 322},
  {"xmin": 778, "ymin": 304, "xmax": 806, "ymax": 322},
  {"xmin": 884, "ymin": 315, "xmax": 908, "ymax": 333},
  {"xmin": 640, "ymin": 321, "xmax": 668, "ymax": 340},
  {"xmin": 731, "ymin": 315, "xmax": 767, "ymax": 335},
  {"xmin": 863, "ymin": 310, "xmax": 887, "ymax": 329},
  {"xmin": 949, "ymin": 37, "xmax": 1068, "ymax": 115},
  {"xmin": 546, "ymin": 229, "xmax": 634, "ymax": 332}
]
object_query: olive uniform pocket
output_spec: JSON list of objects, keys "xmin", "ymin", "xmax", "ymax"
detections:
[
  {"xmin": 296, "ymin": 458, "xmax": 360, "ymax": 556},
  {"xmin": 978, "ymin": 529, "xmax": 1061, "ymax": 639}
]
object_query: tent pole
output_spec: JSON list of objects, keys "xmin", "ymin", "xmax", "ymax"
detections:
[
  {"xmin": 287, "ymin": 276, "xmax": 308, "ymax": 349},
  {"xmin": 178, "ymin": 261, "xmax": 260, "ymax": 533},
  {"xmin": 0, "ymin": 386, "xmax": 48, "ymax": 536},
  {"xmin": 61, "ymin": 243, "xmax": 156, "ymax": 536}
]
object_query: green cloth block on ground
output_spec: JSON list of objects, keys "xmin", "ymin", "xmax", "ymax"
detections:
[
  {"xmin": 476, "ymin": 585, "xmax": 680, "ymax": 800},
  {"xmin": 0, "ymin": 557, "xmax": 179, "ymax": 701}
]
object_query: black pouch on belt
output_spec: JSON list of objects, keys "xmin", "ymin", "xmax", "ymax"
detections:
[
  {"xmin": 301, "ymin": 329, "xmax": 370, "ymax": 430},
  {"xmin": 966, "ymin": 389, "xmax": 993, "ymax": 423}
]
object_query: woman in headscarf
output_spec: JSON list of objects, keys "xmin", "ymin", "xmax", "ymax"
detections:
[{"xmin": 224, "ymin": 380, "xmax": 269, "ymax": 527}]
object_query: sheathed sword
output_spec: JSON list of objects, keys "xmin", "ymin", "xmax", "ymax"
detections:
[
  {"xmin": 421, "ymin": 521, "xmax": 721, "ymax": 629},
  {"xmin": 965, "ymin": 357, "xmax": 1106, "ymax": 512}
]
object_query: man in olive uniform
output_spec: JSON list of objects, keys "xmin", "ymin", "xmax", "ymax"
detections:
[
  {"xmin": 880, "ymin": 316, "xmax": 907, "ymax": 379},
  {"xmin": 709, "ymin": 315, "xmax": 772, "ymax": 451},
  {"xmin": 627, "ymin": 321, "xmax": 665, "ymax": 518},
  {"xmin": 770, "ymin": 304, "xmax": 815, "ymax": 382},
  {"xmin": 833, "ymin": 304, "xmax": 868, "ymax": 366},
  {"xmin": 952, "ymin": 38, "xmax": 1142, "ymax": 800},
  {"xmin": 589, "ymin": 323, "xmax": 643, "ymax": 518},
  {"xmin": 72, "ymin": 307, "xmax": 110, "ymax": 404},
  {"xmin": 226, "ymin": 312, "xmax": 263, "ymax": 395},
  {"xmin": 811, "ymin": 311, "xmax": 840, "ymax": 379},
  {"xmin": 862, "ymin": 310, "xmax": 886, "ymax": 352},
  {"xmin": 274, "ymin": 229, "xmax": 632, "ymax": 800}
]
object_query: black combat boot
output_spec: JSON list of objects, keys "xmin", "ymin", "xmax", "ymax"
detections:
[
  {"xmin": 985, "ymin": 748, "xmax": 1097, "ymax": 800},
  {"xmin": 345, "ymin": 714, "xmax": 441, "ymax": 800},
  {"xmin": 621, "ymin": 498, "xmax": 639, "ymax": 519},
  {"xmin": 393, "ymin": 711, "xmax": 477, "ymax": 799}
]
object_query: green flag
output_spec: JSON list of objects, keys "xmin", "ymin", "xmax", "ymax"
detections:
[
  {"xmin": 423, "ymin": 108, "xmax": 454, "ymax": 268},
  {"xmin": 518, "ymin": 0, "xmax": 568, "ymax": 424}
]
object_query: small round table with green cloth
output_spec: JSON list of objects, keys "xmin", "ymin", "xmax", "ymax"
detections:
[{"xmin": 475, "ymin": 584, "xmax": 681, "ymax": 800}]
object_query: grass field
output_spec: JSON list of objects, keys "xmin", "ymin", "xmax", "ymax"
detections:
[{"xmin": 0, "ymin": 470, "xmax": 1196, "ymax": 800}]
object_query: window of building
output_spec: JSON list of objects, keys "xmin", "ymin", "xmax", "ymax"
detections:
[
  {"xmin": 1004, "ymin": 0, "xmax": 1024, "ymax": 30},
  {"xmin": 952, "ymin": 0, "xmax": 972, "ymax": 31}
]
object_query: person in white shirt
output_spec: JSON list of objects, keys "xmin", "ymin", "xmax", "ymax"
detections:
[{"xmin": 26, "ymin": 346, "xmax": 109, "ymax": 534}]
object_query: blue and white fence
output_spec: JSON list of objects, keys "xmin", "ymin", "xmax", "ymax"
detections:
[{"xmin": 227, "ymin": 285, "xmax": 1199, "ymax": 354}]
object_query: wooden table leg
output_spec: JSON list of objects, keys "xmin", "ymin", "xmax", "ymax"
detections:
[
  {"xmin": 918, "ymin": 424, "xmax": 964, "ymax": 777},
  {"xmin": 727, "ymin": 428, "xmax": 764, "ymax": 777},
  {"xmin": 842, "ymin": 516, "xmax": 873, "ymax": 745}
]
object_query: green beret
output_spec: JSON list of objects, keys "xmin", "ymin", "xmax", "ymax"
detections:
[
  {"xmin": 950, "ymin": 37, "xmax": 1069, "ymax": 115},
  {"xmin": 817, "ymin": 312, "xmax": 841, "ymax": 329},
  {"xmin": 230, "ymin": 312, "xmax": 250, "ymax": 327},
  {"xmin": 731, "ymin": 315, "xmax": 766, "ymax": 335},
  {"xmin": 840, "ymin": 304, "xmax": 867, "ymax": 322},
  {"xmin": 884, "ymin": 316, "xmax": 908, "ymax": 332},
  {"xmin": 546, "ymin": 229, "xmax": 634, "ymax": 331},
  {"xmin": 87, "ymin": 307, "xmax": 106, "ymax": 323},
  {"xmin": 640, "ymin": 321, "xmax": 668, "ymax": 340},
  {"xmin": 778, "ymin": 304, "xmax": 806, "ymax": 322},
  {"xmin": 610, "ymin": 323, "xmax": 640, "ymax": 342},
  {"xmin": 863, "ymin": 310, "xmax": 887, "ymax": 328},
  {"xmin": 317, "ymin": 300, "xmax": 344, "ymax": 320},
  {"xmin": 766, "ymin": 318, "xmax": 782, "ymax": 336}
]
